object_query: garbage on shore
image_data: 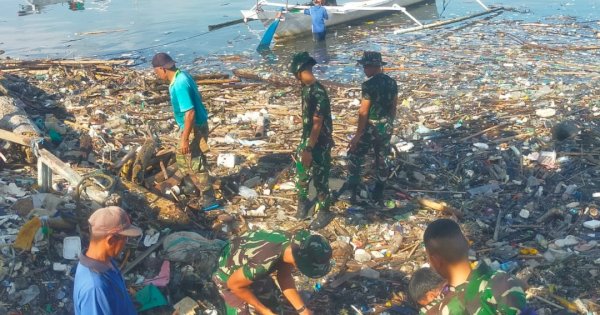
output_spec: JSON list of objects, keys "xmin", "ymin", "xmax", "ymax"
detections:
[{"xmin": 0, "ymin": 14, "xmax": 599, "ymax": 315}]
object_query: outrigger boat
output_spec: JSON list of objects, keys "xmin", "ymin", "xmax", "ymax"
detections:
[
  {"xmin": 242, "ymin": 0, "xmax": 429, "ymax": 38},
  {"xmin": 242, "ymin": 0, "xmax": 497, "ymax": 40}
]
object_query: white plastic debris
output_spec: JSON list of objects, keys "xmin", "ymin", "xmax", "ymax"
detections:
[
  {"xmin": 217, "ymin": 154, "xmax": 237, "ymax": 168},
  {"xmin": 354, "ymin": 249, "xmax": 372, "ymax": 263},
  {"xmin": 238, "ymin": 186, "xmax": 258, "ymax": 200},
  {"xmin": 143, "ymin": 231, "xmax": 161, "ymax": 247},
  {"xmin": 0, "ymin": 183, "xmax": 27, "ymax": 197},
  {"xmin": 53, "ymin": 262, "xmax": 68, "ymax": 272},
  {"xmin": 242, "ymin": 205, "xmax": 267, "ymax": 217},
  {"xmin": 535, "ymin": 108, "xmax": 556, "ymax": 118},
  {"xmin": 554, "ymin": 235, "xmax": 579, "ymax": 248},
  {"xmin": 395, "ymin": 141, "xmax": 414, "ymax": 152},
  {"xmin": 583, "ymin": 220, "xmax": 600, "ymax": 230},
  {"xmin": 519, "ymin": 209, "xmax": 530, "ymax": 219},
  {"xmin": 473, "ymin": 143, "xmax": 489, "ymax": 150},
  {"xmin": 277, "ymin": 182, "xmax": 296, "ymax": 190},
  {"xmin": 63, "ymin": 236, "xmax": 82, "ymax": 260}
]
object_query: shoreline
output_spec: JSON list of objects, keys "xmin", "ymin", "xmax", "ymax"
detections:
[{"xmin": 1, "ymin": 16, "xmax": 599, "ymax": 314}]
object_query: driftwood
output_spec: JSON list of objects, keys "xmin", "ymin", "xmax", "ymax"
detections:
[
  {"xmin": 417, "ymin": 197, "xmax": 463, "ymax": 218},
  {"xmin": 0, "ymin": 96, "xmax": 43, "ymax": 162},
  {"xmin": 0, "ymin": 58, "xmax": 130, "ymax": 71},
  {"xmin": 233, "ymin": 68, "xmax": 352, "ymax": 95},
  {"xmin": 0, "ymin": 96, "xmax": 42, "ymax": 138},
  {"xmin": 120, "ymin": 180, "xmax": 190, "ymax": 226}
]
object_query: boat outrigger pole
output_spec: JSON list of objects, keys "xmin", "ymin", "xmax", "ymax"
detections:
[{"xmin": 393, "ymin": 0, "xmax": 499, "ymax": 34}]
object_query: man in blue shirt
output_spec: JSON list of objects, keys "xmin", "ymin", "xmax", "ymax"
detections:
[
  {"xmin": 152, "ymin": 52, "xmax": 213, "ymax": 201},
  {"xmin": 73, "ymin": 206, "xmax": 142, "ymax": 315},
  {"xmin": 304, "ymin": 0, "xmax": 328, "ymax": 41}
]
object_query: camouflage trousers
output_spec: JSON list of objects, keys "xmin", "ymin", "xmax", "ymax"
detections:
[
  {"xmin": 347, "ymin": 121, "xmax": 392, "ymax": 187},
  {"xmin": 295, "ymin": 141, "xmax": 332, "ymax": 213},
  {"xmin": 176, "ymin": 124, "xmax": 210, "ymax": 190}
]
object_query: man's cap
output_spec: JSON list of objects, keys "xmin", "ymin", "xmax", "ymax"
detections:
[
  {"xmin": 88, "ymin": 206, "xmax": 142, "ymax": 237},
  {"xmin": 291, "ymin": 230, "xmax": 332, "ymax": 278},
  {"xmin": 357, "ymin": 51, "xmax": 387, "ymax": 66},
  {"xmin": 151, "ymin": 52, "xmax": 176, "ymax": 68},
  {"xmin": 289, "ymin": 52, "xmax": 317, "ymax": 75}
]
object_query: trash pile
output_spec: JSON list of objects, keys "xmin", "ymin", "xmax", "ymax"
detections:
[{"xmin": 0, "ymin": 13, "xmax": 599, "ymax": 315}]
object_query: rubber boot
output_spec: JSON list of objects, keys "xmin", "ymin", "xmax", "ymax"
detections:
[
  {"xmin": 372, "ymin": 181, "xmax": 385, "ymax": 206},
  {"xmin": 336, "ymin": 182, "xmax": 358, "ymax": 203},
  {"xmin": 310, "ymin": 209, "xmax": 335, "ymax": 230},
  {"xmin": 296, "ymin": 198, "xmax": 312, "ymax": 220}
]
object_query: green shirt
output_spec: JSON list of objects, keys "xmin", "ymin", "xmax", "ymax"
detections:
[
  {"xmin": 169, "ymin": 70, "xmax": 208, "ymax": 128},
  {"xmin": 361, "ymin": 73, "xmax": 398, "ymax": 121},
  {"xmin": 301, "ymin": 81, "xmax": 333, "ymax": 148},
  {"xmin": 422, "ymin": 262, "xmax": 527, "ymax": 315},
  {"xmin": 214, "ymin": 230, "xmax": 290, "ymax": 285}
]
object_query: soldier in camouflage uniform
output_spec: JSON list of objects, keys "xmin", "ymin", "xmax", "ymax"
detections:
[
  {"xmin": 346, "ymin": 51, "xmax": 398, "ymax": 204},
  {"xmin": 212, "ymin": 229, "xmax": 332, "ymax": 315},
  {"xmin": 422, "ymin": 219, "xmax": 529, "ymax": 315},
  {"xmin": 290, "ymin": 52, "xmax": 335, "ymax": 230}
]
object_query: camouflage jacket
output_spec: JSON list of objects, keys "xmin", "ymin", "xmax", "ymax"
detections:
[
  {"xmin": 301, "ymin": 81, "xmax": 333, "ymax": 148},
  {"xmin": 361, "ymin": 73, "xmax": 398, "ymax": 122},
  {"xmin": 422, "ymin": 262, "xmax": 527, "ymax": 315},
  {"xmin": 214, "ymin": 230, "xmax": 290, "ymax": 286}
]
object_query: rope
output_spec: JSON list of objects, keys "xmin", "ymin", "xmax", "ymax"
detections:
[{"xmin": 75, "ymin": 171, "xmax": 117, "ymax": 204}]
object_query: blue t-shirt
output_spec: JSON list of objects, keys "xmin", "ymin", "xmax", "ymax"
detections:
[
  {"xmin": 304, "ymin": 5, "xmax": 328, "ymax": 34},
  {"xmin": 73, "ymin": 255, "xmax": 137, "ymax": 315},
  {"xmin": 169, "ymin": 70, "xmax": 208, "ymax": 129}
]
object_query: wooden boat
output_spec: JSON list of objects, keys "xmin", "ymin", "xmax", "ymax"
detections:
[{"xmin": 242, "ymin": 0, "xmax": 428, "ymax": 38}]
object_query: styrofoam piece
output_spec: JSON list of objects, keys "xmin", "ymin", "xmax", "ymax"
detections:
[
  {"xmin": 63, "ymin": 236, "xmax": 82, "ymax": 260},
  {"xmin": 217, "ymin": 154, "xmax": 237, "ymax": 168}
]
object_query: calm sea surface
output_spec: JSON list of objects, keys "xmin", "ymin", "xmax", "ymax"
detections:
[{"xmin": 0, "ymin": 0, "xmax": 598, "ymax": 67}]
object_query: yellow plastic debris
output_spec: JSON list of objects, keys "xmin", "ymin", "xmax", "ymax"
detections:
[{"xmin": 13, "ymin": 216, "xmax": 42, "ymax": 251}]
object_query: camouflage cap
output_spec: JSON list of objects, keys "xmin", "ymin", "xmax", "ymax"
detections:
[
  {"xmin": 289, "ymin": 52, "xmax": 317, "ymax": 75},
  {"xmin": 357, "ymin": 51, "xmax": 387, "ymax": 66},
  {"xmin": 291, "ymin": 230, "xmax": 332, "ymax": 278}
]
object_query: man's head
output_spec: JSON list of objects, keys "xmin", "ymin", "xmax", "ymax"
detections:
[
  {"xmin": 314, "ymin": 0, "xmax": 322, "ymax": 5},
  {"xmin": 409, "ymin": 267, "xmax": 447, "ymax": 306},
  {"xmin": 357, "ymin": 51, "xmax": 386, "ymax": 77},
  {"xmin": 290, "ymin": 230, "xmax": 332, "ymax": 278},
  {"xmin": 290, "ymin": 52, "xmax": 317, "ymax": 82},
  {"xmin": 423, "ymin": 219, "xmax": 469, "ymax": 278},
  {"xmin": 152, "ymin": 52, "xmax": 177, "ymax": 81},
  {"xmin": 88, "ymin": 206, "xmax": 142, "ymax": 257}
]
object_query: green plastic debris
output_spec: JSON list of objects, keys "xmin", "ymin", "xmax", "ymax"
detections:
[{"xmin": 136, "ymin": 284, "xmax": 168, "ymax": 312}]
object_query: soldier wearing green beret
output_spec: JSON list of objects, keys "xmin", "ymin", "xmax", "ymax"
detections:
[
  {"xmin": 213, "ymin": 229, "xmax": 332, "ymax": 315},
  {"xmin": 289, "ymin": 52, "xmax": 335, "ymax": 230},
  {"xmin": 345, "ymin": 51, "xmax": 398, "ymax": 204}
]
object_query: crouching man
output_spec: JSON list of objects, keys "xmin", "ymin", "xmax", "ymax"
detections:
[{"xmin": 213, "ymin": 229, "xmax": 332, "ymax": 315}]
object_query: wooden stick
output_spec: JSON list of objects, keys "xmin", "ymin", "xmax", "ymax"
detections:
[
  {"xmin": 532, "ymin": 295, "xmax": 565, "ymax": 310},
  {"xmin": 394, "ymin": 7, "xmax": 504, "ymax": 35},
  {"xmin": 123, "ymin": 235, "xmax": 167, "ymax": 274},
  {"xmin": 407, "ymin": 242, "xmax": 420, "ymax": 258},
  {"xmin": 460, "ymin": 122, "xmax": 509, "ymax": 142}
]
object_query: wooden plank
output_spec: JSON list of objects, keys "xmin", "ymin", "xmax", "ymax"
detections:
[
  {"xmin": 38, "ymin": 148, "xmax": 83, "ymax": 185},
  {"xmin": 0, "ymin": 128, "xmax": 32, "ymax": 146}
]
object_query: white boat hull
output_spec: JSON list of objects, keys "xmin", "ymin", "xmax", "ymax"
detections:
[{"xmin": 243, "ymin": 0, "xmax": 427, "ymax": 38}]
